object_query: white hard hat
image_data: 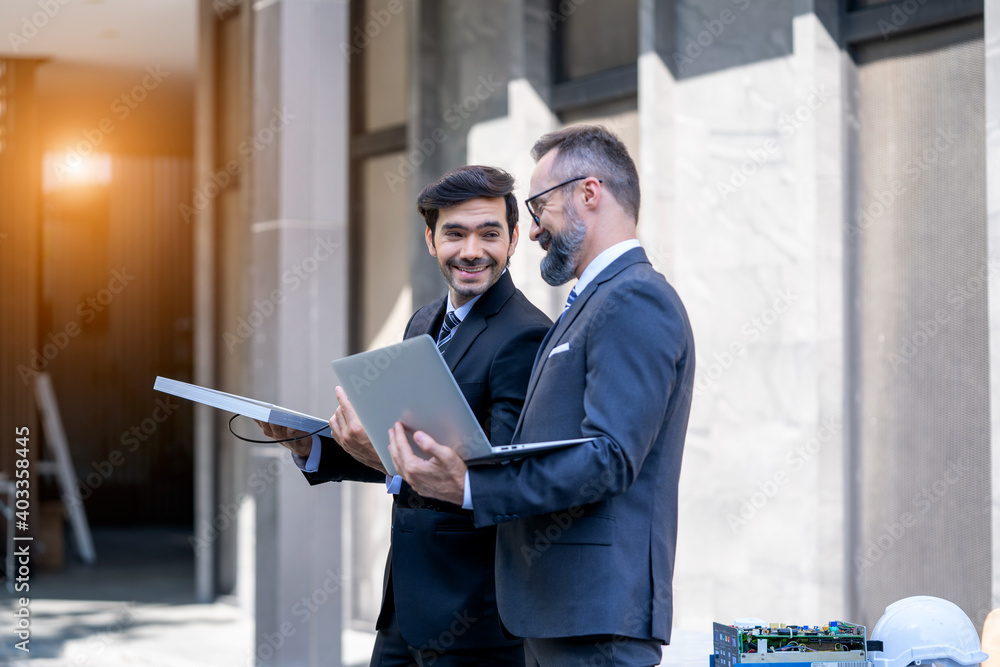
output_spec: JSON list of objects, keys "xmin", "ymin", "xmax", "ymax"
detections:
[{"xmin": 870, "ymin": 596, "xmax": 989, "ymax": 667}]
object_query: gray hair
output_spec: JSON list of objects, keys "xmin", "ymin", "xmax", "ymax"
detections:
[{"xmin": 530, "ymin": 125, "xmax": 640, "ymax": 221}]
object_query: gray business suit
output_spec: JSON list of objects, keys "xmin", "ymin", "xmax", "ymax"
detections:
[{"xmin": 468, "ymin": 247, "xmax": 695, "ymax": 644}]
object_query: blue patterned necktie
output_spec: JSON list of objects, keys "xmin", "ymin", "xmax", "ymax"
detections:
[
  {"xmin": 437, "ymin": 311, "xmax": 462, "ymax": 351},
  {"xmin": 562, "ymin": 287, "xmax": 579, "ymax": 314}
]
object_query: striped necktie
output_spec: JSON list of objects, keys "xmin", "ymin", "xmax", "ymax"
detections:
[
  {"xmin": 436, "ymin": 311, "xmax": 462, "ymax": 351},
  {"xmin": 562, "ymin": 286, "xmax": 579, "ymax": 314}
]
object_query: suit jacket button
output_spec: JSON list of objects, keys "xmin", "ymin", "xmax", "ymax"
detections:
[{"xmin": 495, "ymin": 514, "xmax": 504, "ymax": 522}]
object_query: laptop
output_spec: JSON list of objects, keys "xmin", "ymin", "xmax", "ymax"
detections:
[{"xmin": 330, "ymin": 334, "xmax": 591, "ymax": 476}]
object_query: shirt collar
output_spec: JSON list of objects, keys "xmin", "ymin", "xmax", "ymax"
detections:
[
  {"xmin": 571, "ymin": 239, "xmax": 641, "ymax": 296},
  {"xmin": 447, "ymin": 293, "xmax": 481, "ymax": 322}
]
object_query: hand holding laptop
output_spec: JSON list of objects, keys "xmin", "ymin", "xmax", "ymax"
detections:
[
  {"xmin": 329, "ymin": 336, "xmax": 593, "ymax": 476},
  {"xmin": 330, "ymin": 387, "xmax": 386, "ymax": 474},
  {"xmin": 388, "ymin": 422, "xmax": 466, "ymax": 506},
  {"xmin": 252, "ymin": 386, "xmax": 387, "ymax": 474}
]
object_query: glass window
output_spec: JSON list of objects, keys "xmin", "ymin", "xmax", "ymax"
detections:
[
  {"xmin": 361, "ymin": 151, "xmax": 412, "ymax": 349},
  {"xmin": 363, "ymin": 0, "xmax": 410, "ymax": 131},
  {"xmin": 348, "ymin": 151, "xmax": 411, "ymax": 628},
  {"xmin": 556, "ymin": 0, "xmax": 638, "ymax": 81}
]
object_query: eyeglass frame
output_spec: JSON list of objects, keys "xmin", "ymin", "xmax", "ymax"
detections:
[{"xmin": 524, "ymin": 176, "xmax": 602, "ymax": 226}]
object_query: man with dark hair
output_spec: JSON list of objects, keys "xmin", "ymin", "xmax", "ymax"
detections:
[
  {"xmin": 389, "ymin": 126, "xmax": 696, "ymax": 666},
  {"xmin": 416, "ymin": 165, "xmax": 522, "ymax": 304},
  {"xmin": 258, "ymin": 164, "xmax": 550, "ymax": 666},
  {"xmin": 418, "ymin": 164, "xmax": 521, "ymax": 239}
]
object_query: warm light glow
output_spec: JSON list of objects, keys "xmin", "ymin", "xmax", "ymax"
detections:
[{"xmin": 43, "ymin": 151, "xmax": 112, "ymax": 193}]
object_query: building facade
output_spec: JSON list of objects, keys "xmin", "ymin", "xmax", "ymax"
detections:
[{"xmin": 187, "ymin": 0, "xmax": 997, "ymax": 664}]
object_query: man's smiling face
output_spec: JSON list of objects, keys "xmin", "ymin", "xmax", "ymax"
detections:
[{"xmin": 426, "ymin": 196, "xmax": 519, "ymax": 306}]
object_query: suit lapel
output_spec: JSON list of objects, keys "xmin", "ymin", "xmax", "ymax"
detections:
[
  {"xmin": 410, "ymin": 297, "xmax": 476, "ymax": 372},
  {"xmin": 536, "ymin": 286, "xmax": 595, "ymax": 361},
  {"xmin": 420, "ymin": 270, "xmax": 519, "ymax": 372},
  {"xmin": 515, "ymin": 287, "xmax": 597, "ymax": 434},
  {"xmin": 407, "ymin": 298, "xmax": 446, "ymax": 339},
  {"xmin": 513, "ymin": 247, "xmax": 651, "ymax": 441},
  {"xmin": 441, "ymin": 308, "xmax": 485, "ymax": 369}
]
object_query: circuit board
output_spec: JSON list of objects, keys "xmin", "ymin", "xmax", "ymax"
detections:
[{"xmin": 713, "ymin": 621, "xmax": 868, "ymax": 665}]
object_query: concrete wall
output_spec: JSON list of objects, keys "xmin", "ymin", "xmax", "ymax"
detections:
[
  {"xmin": 194, "ymin": 0, "xmax": 351, "ymax": 661},
  {"xmin": 987, "ymin": 0, "xmax": 1000, "ymax": 620},
  {"xmin": 462, "ymin": 0, "xmax": 850, "ymax": 632},
  {"xmin": 668, "ymin": 0, "xmax": 847, "ymax": 628},
  {"xmin": 248, "ymin": 0, "xmax": 350, "ymax": 664},
  {"xmin": 202, "ymin": 0, "xmax": 996, "ymax": 661}
]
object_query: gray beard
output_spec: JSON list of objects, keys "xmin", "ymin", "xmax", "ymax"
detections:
[{"xmin": 539, "ymin": 203, "xmax": 586, "ymax": 286}]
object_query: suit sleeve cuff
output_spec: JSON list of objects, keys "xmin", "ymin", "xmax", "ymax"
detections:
[
  {"xmin": 461, "ymin": 470, "xmax": 473, "ymax": 510},
  {"xmin": 291, "ymin": 435, "xmax": 323, "ymax": 472},
  {"xmin": 386, "ymin": 475, "xmax": 402, "ymax": 494}
]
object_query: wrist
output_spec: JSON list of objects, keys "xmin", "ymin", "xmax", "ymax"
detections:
[{"xmin": 292, "ymin": 438, "xmax": 313, "ymax": 457}]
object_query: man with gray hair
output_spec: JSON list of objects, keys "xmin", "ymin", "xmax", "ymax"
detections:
[{"xmin": 389, "ymin": 125, "xmax": 696, "ymax": 666}]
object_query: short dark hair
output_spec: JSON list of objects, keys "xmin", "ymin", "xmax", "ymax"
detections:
[
  {"xmin": 530, "ymin": 125, "xmax": 640, "ymax": 220},
  {"xmin": 417, "ymin": 165, "xmax": 519, "ymax": 238}
]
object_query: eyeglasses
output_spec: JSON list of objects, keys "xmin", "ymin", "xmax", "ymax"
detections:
[{"xmin": 524, "ymin": 176, "xmax": 601, "ymax": 226}]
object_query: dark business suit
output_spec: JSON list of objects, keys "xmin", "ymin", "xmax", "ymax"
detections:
[
  {"xmin": 304, "ymin": 270, "xmax": 551, "ymax": 662},
  {"xmin": 469, "ymin": 248, "xmax": 695, "ymax": 649}
]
